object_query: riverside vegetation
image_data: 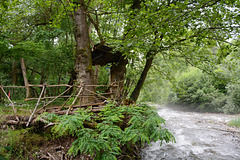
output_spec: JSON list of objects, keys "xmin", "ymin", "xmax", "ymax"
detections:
[
  {"xmin": 1, "ymin": 0, "xmax": 240, "ymax": 159},
  {"xmin": 0, "ymin": 102, "xmax": 175, "ymax": 159}
]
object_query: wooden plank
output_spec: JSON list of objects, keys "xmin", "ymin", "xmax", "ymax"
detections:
[
  {"xmin": 84, "ymin": 85, "xmax": 118, "ymax": 87},
  {"xmin": 25, "ymin": 95, "xmax": 71, "ymax": 101},
  {"xmin": 0, "ymin": 84, "xmax": 118, "ymax": 88},
  {"xmin": 66, "ymin": 87, "xmax": 83, "ymax": 115},
  {"xmin": 1, "ymin": 85, "xmax": 26, "ymax": 88},
  {"xmin": 26, "ymin": 85, "xmax": 45, "ymax": 126},
  {"xmin": 45, "ymin": 84, "xmax": 72, "ymax": 87},
  {"xmin": 73, "ymin": 102, "xmax": 105, "ymax": 108},
  {"xmin": 28, "ymin": 84, "xmax": 72, "ymax": 87}
]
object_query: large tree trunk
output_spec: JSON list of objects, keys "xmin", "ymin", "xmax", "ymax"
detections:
[
  {"xmin": 130, "ymin": 53, "xmax": 154, "ymax": 102},
  {"xmin": 20, "ymin": 58, "xmax": 31, "ymax": 98},
  {"xmin": 110, "ymin": 57, "xmax": 128, "ymax": 99},
  {"xmin": 109, "ymin": 0, "xmax": 140, "ymax": 101},
  {"xmin": 94, "ymin": 65, "xmax": 99, "ymax": 84},
  {"xmin": 74, "ymin": 1, "xmax": 94, "ymax": 104}
]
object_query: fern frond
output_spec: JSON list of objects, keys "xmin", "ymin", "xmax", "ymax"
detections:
[{"xmin": 52, "ymin": 115, "xmax": 88, "ymax": 136}]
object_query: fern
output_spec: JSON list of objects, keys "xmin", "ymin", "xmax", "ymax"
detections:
[
  {"xmin": 39, "ymin": 112, "xmax": 59, "ymax": 123},
  {"xmin": 98, "ymin": 122, "xmax": 123, "ymax": 139},
  {"xmin": 52, "ymin": 115, "xmax": 86, "ymax": 136},
  {"xmin": 68, "ymin": 128, "xmax": 120, "ymax": 159},
  {"xmin": 41, "ymin": 103, "xmax": 175, "ymax": 159}
]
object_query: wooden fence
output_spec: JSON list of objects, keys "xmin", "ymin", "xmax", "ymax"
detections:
[{"xmin": 0, "ymin": 83, "xmax": 119, "ymax": 126}]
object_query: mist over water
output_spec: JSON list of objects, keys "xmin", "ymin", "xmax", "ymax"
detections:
[{"xmin": 142, "ymin": 105, "xmax": 240, "ymax": 160}]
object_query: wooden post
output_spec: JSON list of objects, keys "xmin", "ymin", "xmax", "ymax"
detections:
[
  {"xmin": 36, "ymin": 86, "xmax": 73, "ymax": 113},
  {"xmin": 43, "ymin": 84, "xmax": 47, "ymax": 106},
  {"xmin": 66, "ymin": 86, "xmax": 83, "ymax": 115},
  {"xmin": 0, "ymin": 86, "xmax": 19, "ymax": 121},
  {"xmin": 26, "ymin": 85, "xmax": 45, "ymax": 126},
  {"xmin": 0, "ymin": 84, "xmax": 4, "ymax": 103},
  {"xmin": 58, "ymin": 87, "xmax": 78, "ymax": 111}
]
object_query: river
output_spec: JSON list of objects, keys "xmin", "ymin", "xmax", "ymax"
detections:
[{"xmin": 141, "ymin": 106, "xmax": 240, "ymax": 160}]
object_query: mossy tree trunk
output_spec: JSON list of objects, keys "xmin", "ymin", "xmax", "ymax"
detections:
[
  {"xmin": 73, "ymin": 0, "xmax": 94, "ymax": 104},
  {"xmin": 110, "ymin": 57, "xmax": 128, "ymax": 99}
]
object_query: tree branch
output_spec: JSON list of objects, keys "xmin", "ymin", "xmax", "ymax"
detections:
[{"xmin": 87, "ymin": 12, "xmax": 105, "ymax": 43}]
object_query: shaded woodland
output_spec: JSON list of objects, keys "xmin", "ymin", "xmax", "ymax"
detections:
[{"xmin": 0, "ymin": 0, "xmax": 240, "ymax": 159}]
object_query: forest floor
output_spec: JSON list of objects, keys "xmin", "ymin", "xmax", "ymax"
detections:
[
  {"xmin": 0, "ymin": 102, "xmax": 140, "ymax": 160},
  {"xmin": 0, "ymin": 104, "xmax": 92, "ymax": 160},
  {"xmin": 141, "ymin": 105, "xmax": 240, "ymax": 160}
]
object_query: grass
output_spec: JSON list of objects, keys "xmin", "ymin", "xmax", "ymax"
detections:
[{"xmin": 228, "ymin": 117, "xmax": 240, "ymax": 127}]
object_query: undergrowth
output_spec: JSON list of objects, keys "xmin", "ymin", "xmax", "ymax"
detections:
[
  {"xmin": 41, "ymin": 102, "xmax": 175, "ymax": 159},
  {"xmin": 228, "ymin": 117, "xmax": 240, "ymax": 127},
  {"xmin": 0, "ymin": 127, "xmax": 50, "ymax": 160}
]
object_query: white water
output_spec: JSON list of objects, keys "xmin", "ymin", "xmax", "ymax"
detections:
[{"xmin": 142, "ymin": 106, "xmax": 240, "ymax": 160}]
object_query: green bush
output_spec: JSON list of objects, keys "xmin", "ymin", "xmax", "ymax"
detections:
[
  {"xmin": 228, "ymin": 117, "xmax": 240, "ymax": 127},
  {"xmin": 220, "ymin": 83, "xmax": 240, "ymax": 114},
  {"xmin": 169, "ymin": 67, "xmax": 240, "ymax": 113},
  {"xmin": 169, "ymin": 68, "xmax": 226, "ymax": 112},
  {"xmin": 41, "ymin": 103, "xmax": 175, "ymax": 159}
]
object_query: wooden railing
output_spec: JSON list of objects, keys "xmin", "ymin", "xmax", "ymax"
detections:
[{"xmin": 0, "ymin": 83, "xmax": 120, "ymax": 126}]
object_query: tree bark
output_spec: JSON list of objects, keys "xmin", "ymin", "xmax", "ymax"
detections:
[
  {"xmin": 20, "ymin": 58, "xmax": 31, "ymax": 98},
  {"xmin": 110, "ymin": 57, "xmax": 128, "ymax": 99},
  {"xmin": 94, "ymin": 65, "xmax": 99, "ymax": 84},
  {"xmin": 73, "ymin": 0, "xmax": 94, "ymax": 104},
  {"xmin": 130, "ymin": 53, "xmax": 154, "ymax": 102}
]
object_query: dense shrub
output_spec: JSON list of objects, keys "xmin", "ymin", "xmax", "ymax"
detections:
[
  {"xmin": 168, "ymin": 68, "xmax": 240, "ymax": 113},
  {"xmin": 41, "ymin": 103, "xmax": 175, "ymax": 159},
  {"xmin": 220, "ymin": 83, "xmax": 240, "ymax": 113}
]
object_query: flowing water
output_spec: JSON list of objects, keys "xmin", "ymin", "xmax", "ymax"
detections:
[{"xmin": 142, "ymin": 106, "xmax": 240, "ymax": 160}]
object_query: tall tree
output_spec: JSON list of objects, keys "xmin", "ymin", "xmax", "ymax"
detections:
[
  {"xmin": 72, "ymin": 0, "xmax": 94, "ymax": 103},
  {"xmin": 125, "ymin": 0, "xmax": 240, "ymax": 101},
  {"xmin": 1, "ymin": 0, "xmax": 239, "ymax": 102}
]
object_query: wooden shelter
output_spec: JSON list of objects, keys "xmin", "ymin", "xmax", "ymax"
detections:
[{"xmin": 92, "ymin": 44, "xmax": 128, "ymax": 98}]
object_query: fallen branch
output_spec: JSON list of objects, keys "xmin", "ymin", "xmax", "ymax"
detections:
[
  {"xmin": 73, "ymin": 102, "xmax": 105, "ymax": 108},
  {"xmin": 47, "ymin": 152, "xmax": 57, "ymax": 160},
  {"xmin": 6, "ymin": 120, "xmax": 25, "ymax": 125}
]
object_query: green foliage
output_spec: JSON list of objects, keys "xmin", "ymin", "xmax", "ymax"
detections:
[
  {"xmin": 42, "ymin": 103, "xmax": 175, "ymax": 159},
  {"xmin": 169, "ymin": 68, "xmax": 226, "ymax": 112},
  {"xmin": 221, "ymin": 83, "xmax": 240, "ymax": 113},
  {"xmin": 169, "ymin": 63, "xmax": 240, "ymax": 114},
  {"xmin": 228, "ymin": 117, "xmax": 240, "ymax": 128},
  {"xmin": 1, "ymin": 0, "xmax": 240, "ymax": 103},
  {"xmin": 0, "ymin": 127, "xmax": 48, "ymax": 160},
  {"xmin": 0, "ymin": 145, "xmax": 11, "ymax": 160}
]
